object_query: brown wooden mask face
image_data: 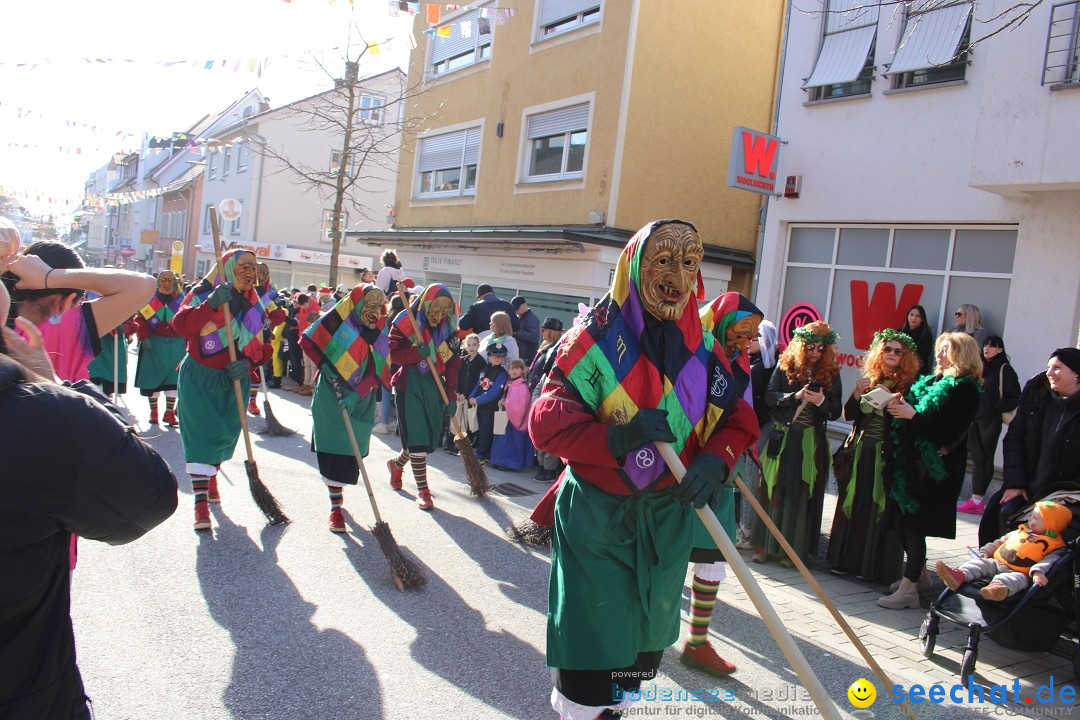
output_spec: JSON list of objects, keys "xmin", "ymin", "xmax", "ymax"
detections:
[
  {"xmin": 157, "ymin": 272, "xmax": 177, "ymax": 295},
  {"xmin": 256, "ymin": 263, "xmax": 270, "ymax": 286},
  {"xmin": 426, "ymin": 296, "xmax": 454, "ymax": 327},
  {"xmin": 638, "ymin": 224, "xmax": 703, "ymax": 321},
  {"xmin": 725, "ymin": 316, "xmax": 762, "ymax": 357},
  {"xmin": 360, "ymin": 288, "xmax": 386, "ymax": 329}
]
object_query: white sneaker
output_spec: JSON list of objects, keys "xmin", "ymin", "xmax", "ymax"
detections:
[
  {"xmin": 386, "ymin": 421, "xmax": 398, "ymax": 433},
  {"xmin": 372, "ymin": 423, "xmax": 390, "ymax": 435}
]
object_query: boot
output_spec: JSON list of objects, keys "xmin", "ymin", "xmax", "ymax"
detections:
[
  {"xmin": 416, "ymin": 488, "xmax": 434, "ymax": 511},
  {"xmin": 329, "ymin": 509, "xmax": 346, "ymax": 533},
  {"xmin": 149, "ymin": 409, "xmax": 159, "ymax": 424},
  {"xmin": 387, "ymin": 459, "xmax": 403, "ymax": 490},
  {"xmin": 980, "ymin": 582, "xmax": 1009, "ymax": 602},
  {"xmin": 888, "ymin": 565, "xmax": 931, "ymax": 593},
  {"xmin": 247, "ymin": 397, "xmax": 261, "ymax": 415},
  {"xmin": 679, "ymin": 641, "xmax": 736, "ymax": 677},
  {"xmin": 206, "ymin": 476, "xmax": 221, "ymax": 503},
  {"xmin": 877, "ymin": 577, "xmax": 920, "ymax": 609},
  {"xmin": 193, "ymin": 501, "xmax": 211, "ymax": 531},
  {"xmin": 162, "ymin": 409, "xmax": 179, "ymax": 427}
]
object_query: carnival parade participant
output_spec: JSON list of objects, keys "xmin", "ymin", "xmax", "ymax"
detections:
[
  {"xmin": 132, "ymin": 270, "xmax": 186, "ymax": 425},
  {"xmin": 878, "ymin": 332, "xmax": 982, "ymax": 609},
  {"xmin": 750, "ymin": 321, "xmax": 843, "ymax": 566},
  {"xmin": 87, "ymin": 318, "xmax": 136, "ymax": 397},
  {"xmin": 386, "ymin": 283, "xmax": 461, "ymax": 511},
  {"xmin": 246, "ymin": 262, "xmax": 286, "ymax": 415},
  {"xmin": 826, "ymin": 329, "xmax": 920, "ymax": 583},
  {"xmin": 300, "ymin": 284, "xmax": 391, "ymax": 532},
  {"xmin": 681, "ymin": 291, "xmax": 763, "ymax": 677},
  {"xmin": 172, "ymin": 249, "xmax": 270, "ymax": 531},
  {"xmin": 529, "ymin": 220, "xmax": 757, "ymax": 720}
]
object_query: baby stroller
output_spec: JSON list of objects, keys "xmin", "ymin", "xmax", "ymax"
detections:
[{"xmin": 918, "ymin": 488, "xmax": 1080, "ymax": 687}]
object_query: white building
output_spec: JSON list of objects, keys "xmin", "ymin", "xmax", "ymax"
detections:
[{"xmin": 757, "ymin": 0, "xmax": 1080, "ymax": 390}]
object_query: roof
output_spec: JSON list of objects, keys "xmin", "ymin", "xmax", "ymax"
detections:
[{"xmin": 346, "ymin": 225, "xmax": 756, "ymax": 268}]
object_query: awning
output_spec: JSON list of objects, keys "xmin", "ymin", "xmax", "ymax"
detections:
[
  {"xmin": 887, "ymin": 1, "xmax": 972, "ymax": 75},
  {"xmin": 804, "ymin": 25, "xmax": 877, "ymax": 87}
]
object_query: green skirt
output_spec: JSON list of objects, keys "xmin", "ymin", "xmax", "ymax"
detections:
[
  {"xmin": 311, "ymin": 373, "xmax": 376, "ymax": 457},
  {"xmin": 177, "ymin": 357, "xmax": 250, "ymax": 465},
  {"xmin": 400, "ymin": 365, "xmax": 444, "ymax": 453},
  {"xmin": 690, "ymin": 458, "xmax": 739, "ymax": 559},
  {"xmin": 87, "ymin": 334, "xmax": 128, "ymax": 385},
  {"xmin": 135, "ymin": 335, "xmax": 185, "ymax": 391},
  {"xmin": 547, "ymin": 471, "xmax": 694, "ymax": 670}
]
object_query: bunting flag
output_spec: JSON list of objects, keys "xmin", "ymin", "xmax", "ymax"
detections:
[
  {"xmin": 426, "ymin": 3, "xmax": 441, "ymax": 24},
  {"xmin": 436, "ymin": 25, "xmax": 452, "ymax": 37}
]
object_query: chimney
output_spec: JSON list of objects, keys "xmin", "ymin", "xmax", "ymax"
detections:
[{"xmin": 258, "ymin": 99, "xmax": 271, "ymax": 113}]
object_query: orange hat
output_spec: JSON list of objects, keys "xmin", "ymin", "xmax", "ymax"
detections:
[{"xmin": 1036, "ymin": 501, "xmax": 1072, "ymax": 537}]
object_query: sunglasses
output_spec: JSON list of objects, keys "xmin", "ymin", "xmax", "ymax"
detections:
[
  {"xmin": 954, "ymin": 311, "xmax": 964, "ymax": 317},
  {"xmin": 882, "ymin": 346, "xmax": 905, "ymax": 355},
  {"xmin": 803, "ymin": 343, "xmax": 825, "ymax": 352}
]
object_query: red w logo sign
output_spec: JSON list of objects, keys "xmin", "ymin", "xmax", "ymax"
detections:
[{"xmin": 850, "ymin": 281, "xmax": 924, "ymax": 350}]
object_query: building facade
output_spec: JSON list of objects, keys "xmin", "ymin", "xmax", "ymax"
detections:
[{"xmin": 351, "ymin": 0, "xmax": 785, "ymax": 328}]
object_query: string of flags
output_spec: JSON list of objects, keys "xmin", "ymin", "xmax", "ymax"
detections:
[{"xmin": 0, "ymin": 57, "xmax": 276, "ymax": 74}]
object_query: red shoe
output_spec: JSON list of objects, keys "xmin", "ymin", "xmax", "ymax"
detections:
[
  {"xmin": 935, "ymin": 561, "xmax": 966, "ymax": 591},
  {"xmin": 329, "ymin": 509, "xmax": 346, "ymax": 533},
  {"xmin": 163, "ymin": 409, "xmax": 179, "ymax": 427},
  {"xmin": 680, "ymin": 641, "xmax": 736, "ymax": 677},
  {"xmin": 416, "ymin": 488, "xmax": 434, "ymax": 511},
  {"xmin": 193, "ymin": 501, "xmax": 211, "ymax": 531},
  {"xmin": 387, "ymin": 459, "xmax": 403, "ymax": 490},
  {"xmin": 247, "ymin": 397, "xmax": 261, "ymax": 416},
  {"xmin": 149, "ymin": 411, "xmax": 159, "ymax": 425},
  {"xmin": 207, "ymin": 476, "xmax": 221, "ymax": 503}
]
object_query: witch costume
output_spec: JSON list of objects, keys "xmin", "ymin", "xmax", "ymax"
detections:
[{"xmin": 132, "ymin": 273, "xmax": 186, "ymax": 425}]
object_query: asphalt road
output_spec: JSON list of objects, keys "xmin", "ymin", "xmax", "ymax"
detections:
[{"xmin": 69, "ymin": 355, "xmax": 992, "ymax": 720}]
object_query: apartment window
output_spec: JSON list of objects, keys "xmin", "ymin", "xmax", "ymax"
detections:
[
  {"xmin": 430, "ymin": 4, "xmax": 493, "ymax": 77},
  {"xmin": 524, "ymin": 102, "xmax": 588, "ymax": 182},
  {"xmin": 222, "ymin": 146, "xmax": 232, "ymax": 175},
  {"xmin": 1043, "ymin": 1, "xmax": 1080, "ymax": 86},
  {"xmin": 538, "ymin": 0, "xmax": 601, "ymax": 38},
  {"xmin": 207, "ymin": 154, "xmax": 217, "ymax": 180},
  {"xmin": 237, "ymin": 145, "xmax": 249, "ymax": 172},
  {"xmin": 360, "ymin": 94, "xmax": 385, "ymax": 123},
  {"xmin": 321, "ymin": 209, "xmax": 348, "ymax": 243},
  {"xmin": 804, "ymin": 0, "xmax": 879, "ymax": 100},
  {"xmin": 887, "ymin": 0, "xmax": 972, "ymax": 88},
  {"xmin": 229, "ymin": 201, "xmax": 242, "ymax": 235},
  {"xmin": 203, "ymin": 204, "xmax": 214, "ymax": 234},
  {"xmin": 416, "ymin": 126, "xmax": 481, "ymax": 197}
]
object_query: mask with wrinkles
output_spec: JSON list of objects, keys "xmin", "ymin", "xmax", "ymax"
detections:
[
  {"xmin": 426, "ymin": 296, "xmax": 454, "ymax": 327},
  {"xmin": 639, "ymin": 224, "xmax": 704, "ymax": 321},
  {"xmin": 157, "ymin": 272, "xmax": 177, "ymax": 295},
  {"xmin": 360, "ymin": 288, "xmax": 386, "ymax": 329},
  {"xmin": 256, "ymin": 263, "xmax": 270, "ymax": 286},
  {"xmin": 725, "ymin": 316, "xmax": 762, "ymax": 358}
]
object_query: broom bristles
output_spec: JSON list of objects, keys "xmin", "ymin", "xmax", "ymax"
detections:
[
  {"xmin": 372, "ymin": 520, "xmax": 427, "ymax": 589},
  {"xmin": 455, "ymin": 433, "xmax": 490, "ymax": 497},
  {"xmin": 506, "ymin": 519, "xmax": 552, "ymax": 548},
  {"xmin": 245, "ymin": 460, "xmax": 289, "ymax": 524},
  {"xmin": 256, "ymin": 399, "xmax": 296, "ymax": 437}
]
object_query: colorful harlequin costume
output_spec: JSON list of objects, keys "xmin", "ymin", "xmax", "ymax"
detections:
[
  {"xmin": 528, "ymin": 221, "xmax": 758, "ymax": 718},
  {"xmin": 300, "ymin": 285, "xmax": 391, "ymax": 531},
  {"xmin": 132, "ymin": 273, "xmax": 186, "ymax": 425},
  {"xmin": 246, "ymin": 274, "xmax": 287, "ymax": 414},
  {"xmin": 386, "ymin": 283, "xmax": 461, "ymax": 510},
  {"xmin": 172, "ymin": 249, "xmax": 270, "ymax": 529}
]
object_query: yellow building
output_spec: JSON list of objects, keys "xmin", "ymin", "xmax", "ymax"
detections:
[{"xmin": 352, "ymin": 0, "xmax": 784, "ymax": 327}]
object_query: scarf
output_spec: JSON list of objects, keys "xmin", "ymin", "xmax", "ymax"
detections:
[
  {"xmin": 552, "ymin": 219, "xmax": 737, "ymax": 494},
  {"xmin": 302, "ymin": 284, "xmax": 390, "ymax": 395},
  {"xmin": 391, "ymin": 283, "xmax": 457, "ymax": 376},
  {"xmin": 178, "ymin": 248, "xmax": 267, "ymax": 364},
  {"xmin": 137, "ymin": 275, "xmax": 183, "ymax": 331}
]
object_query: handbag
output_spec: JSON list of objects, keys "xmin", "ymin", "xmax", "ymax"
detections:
[
  {"xmin": 832, "ymin": 421, "xmax": 863, "ymax": 485},
  {"xmin": 493, "ymin": 410, "xmax": 509, "ymax": 435},
  {"xmin": 765, "ymin": 423, "xmax": 786, "ymax": 458},
  {"xmin": 1000, "ymin": 364, "xmax": 1016, "ymax": 425},
  {"xmin": 466, "ymin": 405, "xmax": 478, "ymax": 433}
]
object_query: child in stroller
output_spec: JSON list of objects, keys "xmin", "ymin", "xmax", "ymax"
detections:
[{"xmin": 935, "ymin": 501, "xmax": 1072, "ymax": 602}]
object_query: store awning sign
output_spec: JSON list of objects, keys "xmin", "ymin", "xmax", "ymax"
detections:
[{"xmin": 728, "ymin": 126, "xmax": 782, "ymax": 196}]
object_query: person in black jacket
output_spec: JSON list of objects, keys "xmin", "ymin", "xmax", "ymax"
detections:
[
  {"xmin": 898, "ymin": 304, "xmax": 934, "ymax": 376},
  {"xmin": 457, "ymin": 284, "xmax": 519, "ymax": 335},
  {"xmin": 978, "ymin": 347, "xmax": 1080, "ymax": 545},
  {"xmin": 511, "ymin": 296, "xmax": 541, "ymax": 364},
  {"xmin": 0, "ymin": 277, "xmax": 179, "ymax": 720}
]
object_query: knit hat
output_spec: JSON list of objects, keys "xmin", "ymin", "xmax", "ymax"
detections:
[
  {"xmin": 477, "ymin": 284, "xmax": 494, "ymax": 298},
  {"xmin": 511, "ymin": 296, "xmax": 527, "ymax": 309},
  {"xmin": 487, "ymin": 343, "xmax": 508, "ymax": 357},
  {"xmin": 1051, "ymin": 347, "xmax": 1080, "ymax": 376},
  {"xmin": 1035, "ymin": 501, "xmax": 1073, "ymax": 537},
  {"xmin": 541, "ymin": 316, "xmax": 563, "ymax": 331}
]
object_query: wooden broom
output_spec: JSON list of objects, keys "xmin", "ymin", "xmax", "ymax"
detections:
[
  {"xmin": 397, "ymin": 282, "xmax": 489, "ymax": 497},
  {"xmin": 208, "ymin": 208, "xmax": 288, "ymax": 524}
]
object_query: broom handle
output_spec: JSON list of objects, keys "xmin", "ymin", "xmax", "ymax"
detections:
[
  {"xmin": 732, "ymin": 469, "xmax": 918, "ymax": 720},
  {"xmin": 208, "ymin": 208, "xmax": 256, "ymax": 463},
  {"xmin": 249, "ymin": 288, "xmax": 275, "ymax": 402},
  {"xmin": 112, "ymin": 330, "xmax": 119, "ymax": 404},
  {"xmin": 341, "ymin": 407, "xmax": 385, "ymax": 525},
  {"xmin": 396, "ymin": 282, "xmax": 465, "ymax": 438},
  {"xmin": 654, "ymin": 442, "xmax": 843, "ymax": 720}
]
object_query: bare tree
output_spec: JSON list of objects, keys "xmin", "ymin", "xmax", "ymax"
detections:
[{"xmin": 242, "ymin": 31, "xmax": 432, "ymax": 287}]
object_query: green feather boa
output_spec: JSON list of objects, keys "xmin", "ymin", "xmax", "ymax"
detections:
[{"xmin": 889, "ymin": 374, "xmax": 975, "ymax": 515}]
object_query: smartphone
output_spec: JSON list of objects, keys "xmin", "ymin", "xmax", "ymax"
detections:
[{"xmin": 807, "ymin": 381, "xmax": 821, "ymax": 392}]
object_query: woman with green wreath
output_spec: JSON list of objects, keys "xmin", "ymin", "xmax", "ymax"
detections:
[
  {"xmin": 750, "ymin": 320, "xmax": 843, "ymax": 566},
  {"xmin": 826, "ymin": 329, "xmax": 920, "ymax": 583},
  {"xmin": 877, "ymin": 332, "xmax": 982, "ymax": 609}
]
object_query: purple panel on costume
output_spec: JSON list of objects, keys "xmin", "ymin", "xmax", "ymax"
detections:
[
  {"xmin": 373, "ymin": 333, "xmax": 390, "ymax": 356},
  {"xmin": 201, "ymin": 332, "xmax": 224, "ymax": 355},
  {"xmin": 621, "ymin": 442, "xmax": 667, "ymax": 492},
  {"xmin": 146, "ymin": 315, "xmax": 163, "ymax": 331},
  {"xmin": 347, "ymin": 368, "xmax": 364, "ymax": 387},
  {"xmin": 241, "ymin": 310, "xmax": 263, "ymax": 336},
  {"xmin": 674, "ymin": 355, "xmax": 706, "ymax": 425},
  {"xmin": 621, "ymin": 287, "xmax": 645, "ymax": 336}
]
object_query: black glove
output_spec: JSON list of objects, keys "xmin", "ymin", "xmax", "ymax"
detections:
[
  {"xmin": 208, "ymin": 284, "xmax": 233, "ymax": 310},
  {"xmin": 671, "ymin": 453, "xmax": 729, "ymax": 509},
  {"xmin": 606, "ymin": 408, "xmax": 676, "ymax": 458},
  {"xmin": 416, "ymin": 343, "xmax": 432, "ymax": 359},
  {"xmin": 226, "ymin": 360, "xmax": 249, "ymax": 380}
]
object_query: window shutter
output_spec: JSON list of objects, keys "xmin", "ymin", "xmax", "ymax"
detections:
[
  {"xmin": 527, "ymin": 103, "xmax": 589, "ymax": 139},
  {"xmin": 538, "ymin": 0, "xmax": 599, "ymax": 27},
  {"xmin": 431, "ymin": 8, "xmax": 481, "ymax": 64},
  {"xmin": 418, "ymin": 130, "xmax": 467, "ymax": 172},
  {"xmin": 462, "ymin": 127, "xmax": 481, "ymax": 166},
  {"xmin": 887, "ymin": 1, "xmax": 971, "ymax": 74},
  {"xmin": 804, "ymin": 0, "xmax": 879, "ymax": 88}
]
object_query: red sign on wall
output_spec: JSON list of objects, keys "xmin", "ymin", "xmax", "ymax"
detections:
[
  {"xmin": 727, "ymin": 126, "xmax": 782, "ymax": 196},
  {"xmin": 849, "ymin": 280, "xmax": 925, "ymax": 350}
]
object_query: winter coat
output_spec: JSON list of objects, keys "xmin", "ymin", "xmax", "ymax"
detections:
[
  {"xmin": 1002, "ymin": 373, "xmax": 1080, "ymax": 499},
  {"xmin": 765, "ymin": 368, "xmax": 843, "ymax": 432},
  {"xmin": 0, "ymin": 357, "xmax": 178, "ymax": 719},
  {"xmin": 977, "ymin": 354, "xmax": 1021, "ymax": 420}
]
